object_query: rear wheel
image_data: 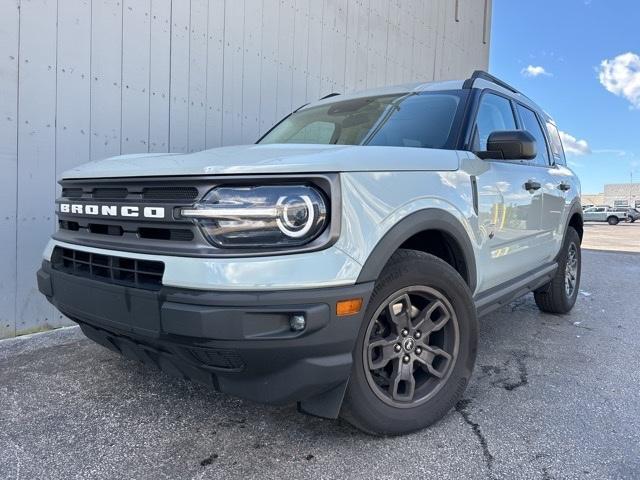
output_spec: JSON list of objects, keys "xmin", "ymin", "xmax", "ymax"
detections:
[
  {"xmin": 534, "ymin": 227, "xmax": 581, "ymax": 314},
  {"xmin": 340, "ymin": 250, "xmax": 477, "ymax": 435},
  {"xmin": 607, "ymin": 216, "xmax": 619, "ymax": 225}
]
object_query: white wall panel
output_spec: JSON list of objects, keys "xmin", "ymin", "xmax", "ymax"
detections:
[
  {"xmin": 242, "ymin": 0, "xmax": 264, "ymax": 142},
  {"xmin": 56, "ymin": 0, "xmax": 91, "ymax": 175},
  {"xmin": 291, "ymin": 0, "xmax": 310, "ymax": 110},
  {"xmin": 0, "ymin": 0, "xmax": 490, "ymax": 337},
  {"xmin": 90, "ymin": 0, "xmax": 123, "ymax": 161},
  {"xmin": 188, "ymin": 0, "xmax": 208, "ymax": 152},
  {"xmin": 149, "ymin": 0, "xmax": 172, "ymax": 152},
  {"xmin": 0, "ymin": 0, "xmax": 20, "ymax": 338},
  {"xmin": 222, "ymin": 0, "xmax": 244, "ymax": 145},
  {"xmin": 275, "ymin": 0, "xmax": 295, "ymax": 120},
  {"xmin": 15, "ymin": 0, "xmax": 58, "ymax": 333},
  {"xmin": 258, "ymin": 0, "xmax": 280, "ymax": 135},
  {"xmin": 122, "ymin": 0, "xmax": 152, "ymax": 154},
  {"xmin": 169, "ymin": 0, "xmax": 190, "ymax": 152},
  {"xmin": 205, "ymin": 0, "xmax": 225, "ymax": 148}
]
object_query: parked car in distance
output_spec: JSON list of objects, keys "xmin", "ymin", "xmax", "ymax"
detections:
[
  {"xmin": 37, "ymin": 70, "xmax": 583, "ymax": 435},
  {"xmin": 583, "ymin": 206, "xmax": 629, "ymax": 225},
  {"xmin": 623, "ymin": 207, "xmax": 640, "ymax": 223}
]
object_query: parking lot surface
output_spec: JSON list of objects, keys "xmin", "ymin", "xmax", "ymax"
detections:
[
  {"xmin": 1, "ymin": 248, "xmax": 639, "ymax": 480},
  {"xmin": 582, "ymin": 221, "xmax": 640, "ymax": 253}
]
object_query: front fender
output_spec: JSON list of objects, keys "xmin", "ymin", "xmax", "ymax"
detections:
[{"xmin": 335, "ymin": 171, "xmax": 480, "ymax": 292}]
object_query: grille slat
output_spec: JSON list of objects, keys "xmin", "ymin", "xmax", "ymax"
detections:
[
  {"xmin": 58, "ymin": 221, "xmax": 194, "ymax": 242},
  {"xmin": 61, "ymin": 186, "xmax": 199, "ymax": 203},
  {"xmin": 53, "ymin": 247, "xmax": 164, "ymax": 290}
]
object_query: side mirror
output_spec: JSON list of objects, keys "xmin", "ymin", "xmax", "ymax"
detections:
[{"xmin": 476, "ymin": 130, "xmax": 537, "ymax": 160}]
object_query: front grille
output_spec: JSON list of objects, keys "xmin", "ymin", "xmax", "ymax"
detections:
[
  {"xmin": 142, "ymin": 187, "xmax": 199, "ymax": 201},
  {"xmin": 51, "ymin": 247, "xmax": 165, "ymax": 290},
  {"xmin": 138, "ymin": 227, "xmax": 194, "ymax": 241},
  {"xmin": 188, "ymin": 347, "xmax": 246, "ymax": 371},
  {"xmin": 92, "ymin": 187, "xmax": 128, "ymax": 200},
  {"xmin": 57, "ymin": 179, "xmax": 205, "ymax": 252},
  {"xmin": 59, "ymin": 220, "xmax": 194, "ymax": 242},
  {"xmin": 61, "ymin": 186, "xmax": 199, "ymax": 202}
]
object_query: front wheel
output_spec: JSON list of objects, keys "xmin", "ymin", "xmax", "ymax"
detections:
[
  {"xmin": 607, "ymin": 216, "xmax": 619, "ymax": 225},
  {"xmin": 340, "ymin": 250, "xmax": 477, "ymax": 435},
  {"xmin": 534, "ymin": 227, "xmax": 581, "ymax": 314}
]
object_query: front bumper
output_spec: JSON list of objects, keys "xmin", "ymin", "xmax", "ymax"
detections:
[{"xmin": 37, "ymin": 261, "xmax": 373, "ymax": 415}]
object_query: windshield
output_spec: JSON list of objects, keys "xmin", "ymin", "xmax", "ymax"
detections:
[{"xmin": 259, "ymin": 91, "xmax": 465, "ymax": 149}]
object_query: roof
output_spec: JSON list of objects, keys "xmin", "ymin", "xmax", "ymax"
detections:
[{"xmin": 299, "ymin": 71, "xmax": 552, "ymax": 123}]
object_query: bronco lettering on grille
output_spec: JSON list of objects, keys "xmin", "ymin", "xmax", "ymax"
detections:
[{"xmin": 58, "ymin": 203, "xmax": 165, "ymax": 219}]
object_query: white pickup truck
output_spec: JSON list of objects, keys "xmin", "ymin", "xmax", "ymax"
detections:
[{"xmin": 583, "ymin": 206, "xmax": 629, "ymax": 225}]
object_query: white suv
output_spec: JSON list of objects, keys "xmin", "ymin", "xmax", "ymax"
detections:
[{"xmin": 38, "ymin": 71, "xmax": 582, "ymax": 435}]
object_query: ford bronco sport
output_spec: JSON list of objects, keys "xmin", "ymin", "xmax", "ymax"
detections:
[{"xmin": 37, "ymin": 71, "xmax": 583, "ymax": 435}]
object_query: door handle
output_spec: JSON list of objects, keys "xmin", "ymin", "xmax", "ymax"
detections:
[
  {"xmin": 558, "ymin": 182, "xmax": 571, "ymax": 191},
  {"xmin": 524, "ymin": 180, "xmax": 541, "ymax": 191}
]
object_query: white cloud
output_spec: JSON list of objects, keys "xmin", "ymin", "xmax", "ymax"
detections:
[
  {"xmin": 521, "ymin": 65, "xmax": 552, "ymax": 77},
  {"xmin": 592, "ymin": 149, "xmax": 627, "ymax": 157},
  {"xmin": 598, "ymin": 52, "xmax": 640, "ymax": 109},
  {"xmin": 559, "ymin": 131, "xmax": 591, "ymax": 156}
]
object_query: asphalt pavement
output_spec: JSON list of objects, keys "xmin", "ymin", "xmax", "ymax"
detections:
[{"xmin": 1, "ymin": 248, "xmax": 639, "ymax": 480}]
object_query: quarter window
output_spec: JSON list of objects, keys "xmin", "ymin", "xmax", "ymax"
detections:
[
  {"xmin": 473, "ymin": 93, "xmax": 517, "ymax": 151},
  {"xmin": 546, "ymin": 122, "xmax": 566, "ymax": 165},
  {"xmin": 515, "ymin": 104, "xmax": 550, "ymax": 166}
]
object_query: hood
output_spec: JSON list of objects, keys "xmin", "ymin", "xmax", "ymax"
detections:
[{"xmin": 60, "ymin": 144, "xmax": 460, "ymax": 179}]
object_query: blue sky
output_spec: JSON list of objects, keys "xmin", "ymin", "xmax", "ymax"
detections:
[{"xmin": 489, "ymin": 0, "xmax": 640, "ymax": 193}]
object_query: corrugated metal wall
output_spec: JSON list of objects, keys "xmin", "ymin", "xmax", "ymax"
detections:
[{"xmin": 0, "ymin": 0, "xmax": 491, "ymax": 338}]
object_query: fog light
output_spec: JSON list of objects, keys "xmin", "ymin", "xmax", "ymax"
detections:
[
  {"xmin": 336, "ymin": 298, "xmax": 363, "ymax": 317},
  {"xmin": 290, "ymin": 314, "xmax": 306, "ymax": 331}
]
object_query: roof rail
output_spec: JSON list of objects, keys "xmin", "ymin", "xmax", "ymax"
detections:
[
  {"xmin": 319, "ymin": 92, "xmax": 341, "ymax": 100},
  {"xmin": 462, "ymin": 70, "xmax": 521, "ymax": 95}
]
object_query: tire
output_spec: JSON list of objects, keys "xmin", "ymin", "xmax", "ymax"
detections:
[
  {"xmin": 340, "ymin": 249, "xmax": 478, "ymax": 435},
  {"xmin": 534, "ymin": 227, "xmax": 581, "ymax": 314},
  {"xmin": 607, "ymin": 216, "xmax": 619, "ymax": 225}
]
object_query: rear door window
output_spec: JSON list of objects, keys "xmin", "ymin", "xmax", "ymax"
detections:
[{"xmin": 515, "ymin": 104, "xmax": 551, "ymax": 167}]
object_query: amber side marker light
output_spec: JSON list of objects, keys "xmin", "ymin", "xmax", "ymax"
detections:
[{"xmin": 336, "ymin": 298, "xmax": 363, "ymax": 317}]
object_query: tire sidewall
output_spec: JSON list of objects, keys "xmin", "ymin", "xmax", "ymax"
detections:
[
  {"xmin": 558, "ymin": 228, "xmax": 582, "ymax": 310},
  {"xmin": 343, "ymin": 251, "xmax": 477, "ymax": 435}
]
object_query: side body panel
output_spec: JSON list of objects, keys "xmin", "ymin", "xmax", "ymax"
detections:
[{"xmin": 461, "ymin": 154, "xmax": 551, "ymax": 291}]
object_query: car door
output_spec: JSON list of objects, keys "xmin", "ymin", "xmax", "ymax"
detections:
[
  {"xmin": 584, "ymin": 207, "xmax": 605, "ymax": 221},
  {"xmin": 583, "ymin": 207, "xmax": 596, "ymax": 221},
  {"xmin": 471, "ymin": 92, "xmax": 549, "ymax": 291},
  {"xmin": 513, "ymin": 104, "xmax": 565, "ymax": 263}
]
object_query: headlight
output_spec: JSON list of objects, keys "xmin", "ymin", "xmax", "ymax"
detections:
[{"xmin": 180, "ymin": 185, "xmax": 328, "ymax": 248}]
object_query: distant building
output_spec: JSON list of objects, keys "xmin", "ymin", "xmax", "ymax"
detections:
[{"xmin": 582, "ymin": 183, "xmax": 640, "ymax": 209}]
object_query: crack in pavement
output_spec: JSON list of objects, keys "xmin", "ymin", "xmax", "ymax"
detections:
[
  {"xmin": 455, "ymin": 399, "xmax": 494, "ymax": 476},
  {"xmin": 480, "ymin": 351, "xmax": 529, "ymax": 392},
  {"xmin": 501, "ymin": 352, "xmax": 528, "ymax": 392}
]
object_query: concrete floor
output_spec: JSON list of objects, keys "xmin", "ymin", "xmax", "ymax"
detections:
[{"xmin": 1, "ymin": 248, "xmax": 639, "ymax": 479}]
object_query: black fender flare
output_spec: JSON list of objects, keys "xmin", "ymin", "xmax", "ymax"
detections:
[
  {"xmin": 564, "ymin": 200, "xmax": 584, "ymax": 239},
  {"xmin": 554, "ymin": 200, "xmax": 583, "ymax": 262},
  {"xmin": 355, "ymin": 209, "xmax": 477, "ymax": 292}
]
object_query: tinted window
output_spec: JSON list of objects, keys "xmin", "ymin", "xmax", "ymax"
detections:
[
  {"xmin": 516, "ymin": 104, "xmax": 550, "ymax": 166},
  {"xmin": 546, "ymin": 122, "xmax": 566, "ymax": 165},
  {"xmin": 259, "ymin": 92, "xmax": 463, "ymax": 149},
  {"xmin": 473, "ymin": 93, "xmax": 517, "ymax": 151}
]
